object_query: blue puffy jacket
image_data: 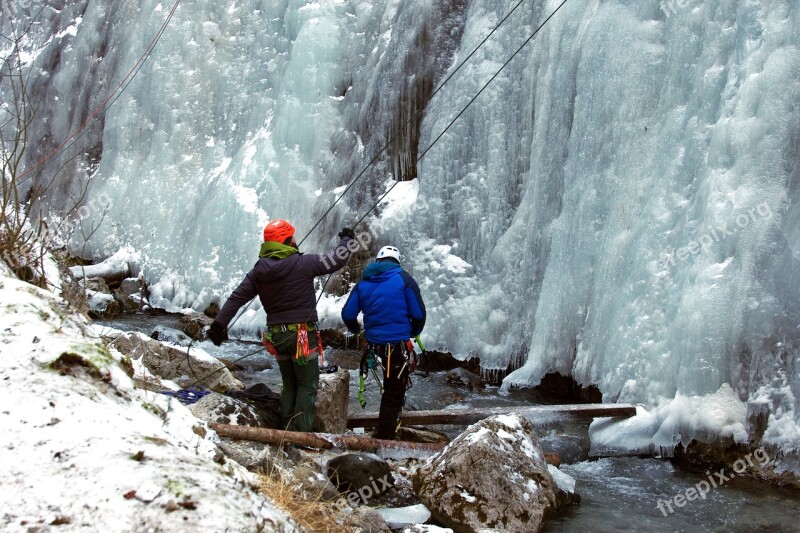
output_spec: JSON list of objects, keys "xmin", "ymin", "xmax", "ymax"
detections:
[{"xmin": 341, "ymin": 261, "xmax": 426, "ymax": 344}]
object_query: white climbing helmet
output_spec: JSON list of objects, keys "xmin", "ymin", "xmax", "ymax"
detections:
[{"xmin": 376, "ymin": 245, "xmax": 401, "ymax": 261}]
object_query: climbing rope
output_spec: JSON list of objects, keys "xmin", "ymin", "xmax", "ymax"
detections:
[
  {"xmin": 16, "ymin": 0, "xmax": 183, "ymax": 186},
  {"xmin": 297, "ymin": 0, "xmax": 532, "ymax": 247},
  {"xmin": 312, "ymin": 0, "xmax": 570, "ymax": 300},
  {"xmin": 195, "ymin": 0, "xmax": 570, "ymax": 369}
]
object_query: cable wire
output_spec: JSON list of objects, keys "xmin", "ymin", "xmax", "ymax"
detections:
[
  {"xmin": 16, "ymin": 0, "xmax": 182, "ymax": 187},
  {"xmin": 297, "ymin": 0, "xmax": 530, "ymax": 247}
]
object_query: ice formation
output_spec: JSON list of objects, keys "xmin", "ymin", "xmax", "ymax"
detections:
[{"xmin": 3, "ymin": 1, "xmax": 799, "ymax": 450}]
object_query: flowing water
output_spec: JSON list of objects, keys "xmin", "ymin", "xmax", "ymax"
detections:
[{"xmin": 100, "ymin": 315, "xmax": 800, "ymax": 531}]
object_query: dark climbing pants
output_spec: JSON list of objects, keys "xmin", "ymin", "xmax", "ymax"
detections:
[
  {"xmin": 271, "ymin": 328, "xmax": 320, "ymax": 432},
  {"xmin": 372, "ymin": 342, "xmax": 411, "ymax": 440}
]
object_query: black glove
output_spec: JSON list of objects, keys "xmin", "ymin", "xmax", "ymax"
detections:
[
  {"xmin": 338, "ymin": 227, "xmax": 355, "ymax": 239},
  {"xmin": 207, "ymin": 321, "xmax": 228, "ymax": 346}
]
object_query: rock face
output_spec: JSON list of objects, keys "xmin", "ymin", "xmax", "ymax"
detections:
[
  {"xmin": 314, "ymin": 368, "xmax": 349, "ymax": 434},
  {"xmin": 413, "ymin": 414, "xmax": 558, "ymax": 532},
  {"xmin": 108, "ymin": 331, "xmax": 242, "ymax": 391}
]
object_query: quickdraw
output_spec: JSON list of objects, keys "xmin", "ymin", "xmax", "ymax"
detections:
[
  {"xmin": 262, "ymin": 331, "xmax": 279, "ymax": 357},
  {"xmin": 296, "ymin": 323, "xmax": 311, "ymax": 365}
]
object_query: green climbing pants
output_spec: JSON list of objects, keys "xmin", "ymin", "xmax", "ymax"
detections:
[{"xmin": 271, "ymin": 328, "xmax": 320, "ymax": 432}]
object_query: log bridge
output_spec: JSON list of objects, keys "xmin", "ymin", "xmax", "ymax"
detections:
[
  {"xmin": 211, "ymin": 404, "xmax": 635, "ymax": 461},
  {"xmin": 347, "ymin": 403, "xmax": 638, "ymax": 429}
]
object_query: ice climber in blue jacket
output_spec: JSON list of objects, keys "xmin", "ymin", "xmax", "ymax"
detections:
[{"xmin": 341, "ymin": 245, "xmax": 426, "ymax": 439}]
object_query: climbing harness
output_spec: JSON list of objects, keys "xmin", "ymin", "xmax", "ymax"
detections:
[{"xmin": 357, "ymin": 340, "xmax": 418, "ymax": 409}]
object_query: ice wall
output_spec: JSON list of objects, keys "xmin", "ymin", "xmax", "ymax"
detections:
[
  {"xmin": 6, "ymin": 0, "xmax": 800, "ymax": 447},
  {"xmin": 397, "ymin": 0, "xmax": 800, "ymax": 418}
]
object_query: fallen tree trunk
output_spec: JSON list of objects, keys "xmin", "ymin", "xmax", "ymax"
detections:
[
  {"xmin": 210, "ymin": 424, "xmax": 445, "ymax": 456},
  {"xmin": 210, "ymin": 424, "xmax": 561, "ymax": 465},
  {"xmin": 347, "ymin": 403, "xmax": 637, "ymax": 429}
]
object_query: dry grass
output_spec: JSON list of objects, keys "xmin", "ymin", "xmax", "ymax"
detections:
[{"xmin": 257, "ymin": 470, "xmax": 349, "ymax": 532}]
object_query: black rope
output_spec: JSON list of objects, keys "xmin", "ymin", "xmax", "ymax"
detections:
[
  {"xmin": 297, "ymin": 0, "xmax": 531, "ymax": 247},
  {"xmin": 16, "ymin": 0, "xmax": 182, "ymax": 187},
  {"xmin": 313, "ymin": 0, "xmax": 570, "ymax": 300},
  {"xmin": 183, "ymin": 344, "xmax": 267, "ymax": 391},
  {"xmin": 211, "ymin": 0, "xmax": 570, "ymax": 359}
]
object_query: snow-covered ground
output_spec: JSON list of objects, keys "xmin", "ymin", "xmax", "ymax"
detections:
[{"xmin": 0, "ymin": 268, "xmax": 296, "ymax": 531}]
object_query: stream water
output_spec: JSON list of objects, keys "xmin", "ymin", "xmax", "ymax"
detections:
[{"xmin": 98, "ymin": 315, "xmax": 800, "ymax": 532}]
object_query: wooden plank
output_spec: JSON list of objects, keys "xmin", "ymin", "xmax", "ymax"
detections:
[{"xmin": 347, "ymin": 403, "xmax": 637, "ymax": 429}]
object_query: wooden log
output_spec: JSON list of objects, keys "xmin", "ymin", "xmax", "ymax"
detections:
[
  {"xmin": 347, "ymin": 403, "xmax": 637, "ymax": 429},
  {"xmin": 210, "ymin": 424, "xmax": 562, "ymax": 465},
  {"xmin": 210, "ymin": 424, "xmax": 446, "ymax": 456}
]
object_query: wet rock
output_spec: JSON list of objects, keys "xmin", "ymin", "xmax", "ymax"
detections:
[
  {"xmin": 396, "ymin": 426, "xmax": 450, "ymax": 444},
  {"xmin": 108, "ymin": 331, "xmax": 242, "ymax": 391},
  {"xmin": 314, "ymin": 368, "xmax": 349, "ymax": 434},
  {"xmin": 189, "ymin": 392, "xmax": 266, "ymax": 427},
  {"xmin": 180, "ymin": 312, "xmax": 214, "ymax": 341},
  {"xmin": 413, "ymin": 414, "xmax": 558, "ymax": 532},
  {"xmin": 327, "ymin": 453, "xmax": 394, "ymax": 496},
  {"xmin": 444, "ymin": 367, "xmax": 484, "ymax": 391},
  {"xmin": 150, "ymin": 325, "xmax": 193, "ymax": 346},
  {"xmin": 547, "ymin": 464, "xmax": 581, "ymax": 511}
]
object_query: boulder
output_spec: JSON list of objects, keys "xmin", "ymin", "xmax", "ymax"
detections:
[
  {"xmin": 150, "ymin": 325, "xmax": 193, "ymax": 346},
  {"xmin": 86, "ymin": 289, "xmax": 121, "ymax": 319},
  {"xmin": 114, "ymin": 277, "xmax": 147, "ymax": 312},
  {"xmin": 287, "ymin": 464, "xmax": 341, "ymax": 502},
  {"xmin": 342, "ymin": 506, "xmax": 392, "ymax": 533},
  {"xmin": 547, "ymin": 464, "xmax": 581, "ymax": 510},
  {"xmin": 215, "ymin": 438, "xmax": 300, "ymax": 473},
  {"xmin": 327, "ymin": 453, "xmax": 394, "ymax": 497},
  {"xmin": 180, "ymin": 312, "xmax": 214, "ymax": 341},
  {"xmin": 108, "ymin": 331, "xmax": 243, "ymax": 391},
  {"xmin": 314, "ymin": 368, "xmax": 349, "ymax": 434},
  {"xmin": 413, "ymin": 414, "xmax": 558, "ymax": 532},
  {"xmin": 188, "ymin": 392, "xmax": 267, "ymax": 427},
  {"xmin": 444, "ymin": 368, "xmax": 484, "ymax": 391}
]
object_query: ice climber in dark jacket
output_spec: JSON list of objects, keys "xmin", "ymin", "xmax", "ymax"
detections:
[
  {"xmin": 208, "ymin": 219, "xmax": 355, "ymax": 432},
  {"xmin": 341, "ymin": 245, "xmax": 426, "ymax": 439}
]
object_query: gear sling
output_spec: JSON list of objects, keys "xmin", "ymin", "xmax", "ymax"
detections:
[{"xmin": 358, "ymin": 340, "xmax": 416, "ymax": 438}]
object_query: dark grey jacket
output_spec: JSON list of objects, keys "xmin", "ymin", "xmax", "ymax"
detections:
[{"xmin": 215, "ymin": 236, "xmax": 353, "ymax": 327}]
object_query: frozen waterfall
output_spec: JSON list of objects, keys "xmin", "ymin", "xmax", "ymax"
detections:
[{"xmin": 5, "ymin": 1, "xmax": 800, "ymax": 451}]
